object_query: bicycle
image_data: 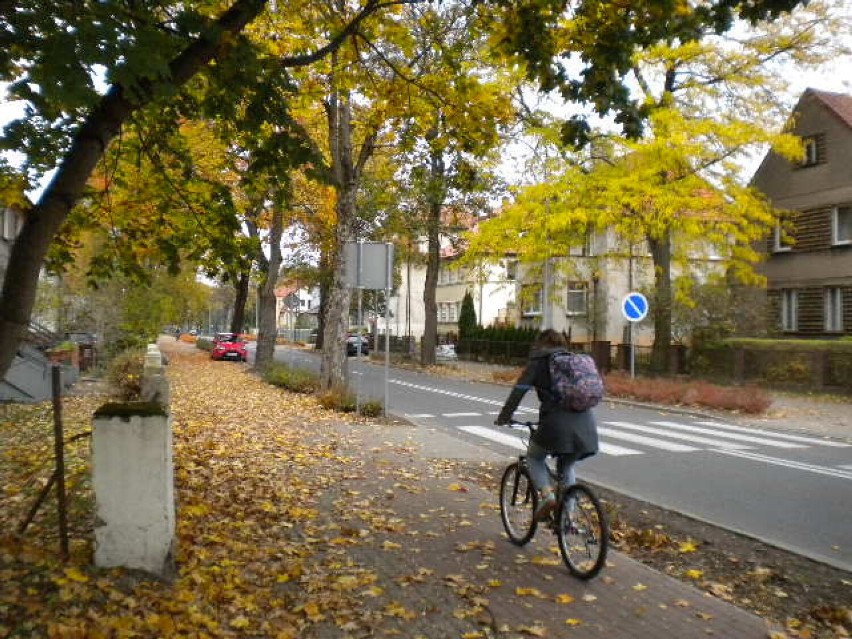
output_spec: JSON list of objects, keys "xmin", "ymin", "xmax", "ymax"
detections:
[{"xmin": 498, "ymin": 419, "xmax": 609, "ymax": 579}]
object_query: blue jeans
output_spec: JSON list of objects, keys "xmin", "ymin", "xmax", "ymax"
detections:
[{"xmin": 527, "ymin": 440, "xmax": 578, "ymax": 495}]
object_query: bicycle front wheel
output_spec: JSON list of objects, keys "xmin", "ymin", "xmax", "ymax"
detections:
[
  {"xmin": 556, "ymin": 483, "xmax": 608, "ymax": 579},
  {"xmin": 499, "ymin": 462, "xmax": 538, "ymax": 546}
]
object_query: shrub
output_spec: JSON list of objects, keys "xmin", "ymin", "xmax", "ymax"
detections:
[
  {"xmin": 195, "ymin": 337, "xmax": 214, "ymax": 351},
  {"xmin": 105, "ymin": 349, "xmax": 145, "ymax": 401},
  {"xmin": 492, "ymin": 368, "xmax": 522, "ymax": 384},
  {"xmin": 359, "ymin": 399, "xmax": 384, "ymax": 418},
  {"xmin": 316, "ymin": 387, "xmax": 383, "ymax": 416},
  {"xmin": 603, "ymin": 372, "xmax": 771, "ymax": 414},
  {"xmin": 317, "ymin": 387, "xmax": 357, "ymax": 412},
  {"xmin": 262, "ymin": 362, "xmax": 320, "ymax": 394}
]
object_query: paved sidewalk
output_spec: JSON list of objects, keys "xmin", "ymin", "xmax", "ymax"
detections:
[{"xmin": 320, "ymin": 418, "xmax": 775, "ymax": 638}]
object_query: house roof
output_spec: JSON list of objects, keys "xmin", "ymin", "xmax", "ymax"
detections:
[{"xmin": 805, "ymin": 88, "xmax": 852, "ymax": 129}]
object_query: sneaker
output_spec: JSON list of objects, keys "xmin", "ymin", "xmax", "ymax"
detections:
[{"xmin": 533, "ymin": 492, "xmax": 556, "ymax": 522}]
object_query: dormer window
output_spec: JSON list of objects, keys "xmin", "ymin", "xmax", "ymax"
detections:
[{"xmin": 799, "ymin": 134, "xmax": 824, "ymax": 167}]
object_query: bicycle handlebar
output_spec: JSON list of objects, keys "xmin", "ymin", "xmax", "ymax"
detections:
[{"xmin": 495, "ymin": 418, "xmax": 539, "ymax": 431}]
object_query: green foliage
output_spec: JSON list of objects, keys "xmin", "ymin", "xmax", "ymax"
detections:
[
  {"xmin": 722, "ymin": 338, "xmax": 852, "ymax": 352},
  {"xmin": 105, "ymin": 349, "xmax": 145, "ymax": 401},
  {"xmin": 317, "ymin": 387, "xmax": 357, "ymax": 413},
  {"xmin": 486, "ymin": 0, "xmax": 812, "ymax": 147},
  {"xmin": 358, "ymin": 399, "xmax": 384, "ymax": 418},
  {"xmin": 764, "ymin": 359, "xmax": 812, "ymax": 384},
  {"xmin": 195, "ymin": 337, "xmax": 214, "ymax": 352},
  {"xmin": 458, "ymin": 291, "xmax": 478, "ymax": 339},
  {"xmin": 262, "ymin": 362, "xmax": 321, "ymax": 394}
]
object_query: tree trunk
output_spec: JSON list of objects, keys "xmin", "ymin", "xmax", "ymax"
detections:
[
  {"xmin": 319, "ymin": 75, "xmax": 377, "ymax": 390},
  {"xmin": 0, "ymin": 0, "xmax": 269, "ymax": 381},
  {"xmin": 255, "ymin": 208, "xmax": 283, "ymax": 370},
  {"xmin": 421, "ymin": 138, "xmax": 445, "ymax": 367},
  {"xmin": 320, "ymin": 87, "xmax": 355, "ymax": 391},
  {"xmin": 647, "ymin": 230, "xmax": 673, "ymax": 373},
  {"xmin": 230, "ymin": 271, "xmax": 250, "ymax": 334}
]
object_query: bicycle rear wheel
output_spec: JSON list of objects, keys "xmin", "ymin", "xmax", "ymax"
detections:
[
  {"xmin": 556, "ymin": 483, "xmax": 608, "ymax": 579},
  {"xmin": 499, "ymin": 462, "xmax": 538, "ymax": 545}
]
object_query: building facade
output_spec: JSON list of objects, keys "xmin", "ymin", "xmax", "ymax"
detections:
[{"xmin": 752, "ymin": 89, "xmax": 852, "ymax": 337}]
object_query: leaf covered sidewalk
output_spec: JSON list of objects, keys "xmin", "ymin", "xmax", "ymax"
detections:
[{"xmin": 1, "ymin": 344, "xmax": 777, "ymax": 638}]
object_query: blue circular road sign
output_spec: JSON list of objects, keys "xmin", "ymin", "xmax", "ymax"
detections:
[{"xmin": 622, "ymin": 292, "xmax": 649, "ymax": 322}]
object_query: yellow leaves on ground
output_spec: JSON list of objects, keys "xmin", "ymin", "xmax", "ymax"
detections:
[
  {"xmin": 678, "ymin": 539, "xmax": 699, "ymax": 553},
  {"xmin": 685, "ymin": 569, "xmax": 705, "ymax": 580}
]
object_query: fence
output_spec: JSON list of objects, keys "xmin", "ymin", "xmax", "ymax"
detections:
[{"xmin": 692, "ymin": 342, "xmax": 852, "ymax": 392}]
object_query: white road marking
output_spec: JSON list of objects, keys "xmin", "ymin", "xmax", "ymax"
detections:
[
  {"xmin": 715, "ymin": 449, "xmax": 852, "ymax": 482},
  {"xmin": 442, "ymin": 412, "xmax": 481, "ymax": 418},
  {"xmin": 458, "ymin": 426, "xmax": 526, "ymax": 450},
  {"xmin": 598, "ymin": 427, "xmax": 699, "ymax": 452},
  {"xmin": 457, "ymin": 426, "xmax": 643, "ymax": 456},
  {"xmin": 405, "ymin": 414, "xmax": 435, "ymax": 419},
  {"xmin": 604, "ymin": 421, "xmax": 753, "ymax": 450},
  {"xmin": 651, "ymin": 421, "xmax": 806, "ymax": 449},
  {"xmin": 694, "ymin": 421, "xmax": 851, "ymax": 448}
]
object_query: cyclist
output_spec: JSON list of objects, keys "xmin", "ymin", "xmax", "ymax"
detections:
[{"xmin": 495, "ymin": 329, "xmax": 600, "ymax": 522}]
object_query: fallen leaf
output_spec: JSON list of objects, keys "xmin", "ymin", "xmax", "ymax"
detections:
[{"xmin": 555, "ymin": 594, "xmax": 575, "ymax": 604}]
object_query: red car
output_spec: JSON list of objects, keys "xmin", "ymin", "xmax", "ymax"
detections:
[{"xmin": 211, "ymin": 333, "xmax": 247, "ymax": 362}]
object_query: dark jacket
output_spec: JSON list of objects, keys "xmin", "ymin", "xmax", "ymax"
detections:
[{"xmin": 497, "ymin": 347, "xmax": 599, "ymax": 458}]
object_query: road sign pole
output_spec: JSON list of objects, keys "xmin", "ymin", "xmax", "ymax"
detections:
[
  {"xmin": 622, "ymin": 292, "xmax": 648, "ymax": 380},
  {"xmin": 630, "ymin": 322, "xmax": 635, "ymax": 379}
]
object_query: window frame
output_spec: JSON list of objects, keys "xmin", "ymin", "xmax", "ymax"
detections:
[
  {"xmin": 825, "ymin": 288, "xmax": 843, "ymax": 332},
  {"xmin": 831, "ymin": 205, "xmax": 852, "ymax": 246},
  {"xmin": 520, "ymin": 284, "xmax": 543, "ymax": 317},
  {"xmin": 801, "ymin": 136, "xmax": 819, "ymax": 167},
  {"xmin": 772, "ymin": 222, "xmax": 792, "ymax": 253},
  {"xmin": 565, "ymin": 281, "xmax": 588, "ymax": 317},
  {"xmin": 2, "ymin": 208, "xmax": 20, "ymax": 241},
  {"xmin": 781, "ymin": 289, "xmax": 798, "ymax": 332}
]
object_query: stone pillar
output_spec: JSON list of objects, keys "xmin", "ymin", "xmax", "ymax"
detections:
[{"xmin": 92, "ymin": 344, "xmax": 174, "ymax": 577}]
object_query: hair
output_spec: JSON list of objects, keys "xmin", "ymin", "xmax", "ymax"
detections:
[{"xmin": 533, "ymin": 328, "xmax": 567, "ymax": 350}]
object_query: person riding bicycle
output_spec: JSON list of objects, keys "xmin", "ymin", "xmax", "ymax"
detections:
[{"xmin": 495, "ymin": 329, "xmax": 600, "ymax": 522}]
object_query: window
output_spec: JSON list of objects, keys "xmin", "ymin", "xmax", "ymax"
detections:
[
  {"xmin": 521, "ymin": 284, "xmax": 542, "ymax": 316},
  {"xmin": 832, "ymin": 206, "xmax": 852, "ymax": 246},
  {"xmin": 504, "ymin": 260, "xmax": 517, "ymax": 281},
  {"xmin": 568, "ymin": 231, "xmax": 594, "ymax": 257},
  {"xmin": 802, "ymin": 136, "xmax": 819, "ymax": 166},
  {"xmin": 437, "ymin": 302, "xmax": 459, "ymax": 323},
  {"xmin": 773, "ymin": 222, "xmax": 793, "ymax": 252},
  {"xmin": 781, "ymin": 289, "xmax": 798, "ymax": 332},
  {"xmin": 1, "ymin": 208, "xmax": 20, "ymax": 241},
  {"xmin": 825, "ymin": 288, "xmax": 843, "ymax": 332},
  {"xmin": 566, "ymin": 282, "xmax": 588, "ymax": 316}
]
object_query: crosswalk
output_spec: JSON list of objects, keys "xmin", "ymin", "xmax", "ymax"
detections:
[{"xmin": 404, "ymin": 411, "xmax": 850, "ymax": 458}]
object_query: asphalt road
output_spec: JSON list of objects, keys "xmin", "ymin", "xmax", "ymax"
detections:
[{"xmin": 255, "ymin": 345, "xmax": 852, "ymax": 572}]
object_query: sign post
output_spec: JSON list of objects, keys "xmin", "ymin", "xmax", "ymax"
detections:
[
  {"xmin": 344, "ymin": 242, "xmax": 395, "ymax": 415},
  {"xmin": 621, "ymin": 292, "xmax": 649, "ymax": 379}
]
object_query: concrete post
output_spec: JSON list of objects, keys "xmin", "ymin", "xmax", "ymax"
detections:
[{"xmin": 92, "ymin": 344, "xmax": 174, "ymax": 577}]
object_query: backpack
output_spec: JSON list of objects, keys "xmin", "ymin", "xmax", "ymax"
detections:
[{"xmin": 548, "ymin": 351, "xmax": 604, "ymax": 412}]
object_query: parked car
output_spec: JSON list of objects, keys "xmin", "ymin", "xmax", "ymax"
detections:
[
  {"xmin": 346, "ymin": 335, "xmax": 369, "ymax": 357},
  {"xmin": 211, "ymin": 333, "xmax": 247, "ymax": 362},
  {"xmin": 436, "ymin": 344, "xmax": 458, "ymax": 361}
]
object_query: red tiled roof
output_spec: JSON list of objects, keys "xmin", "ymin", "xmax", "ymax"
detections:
[{"xmin": 807, "ymin": 88, "xmax": 852, "ymax": 128}]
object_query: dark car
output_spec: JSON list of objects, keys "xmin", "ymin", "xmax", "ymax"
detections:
[
  {"xmin": 211, "ymin": 333, "xmax": 247, "ymax": 362},
  {"xmin": 346, "ymin": 335, "xmax": 369, "ymax": 357}
]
